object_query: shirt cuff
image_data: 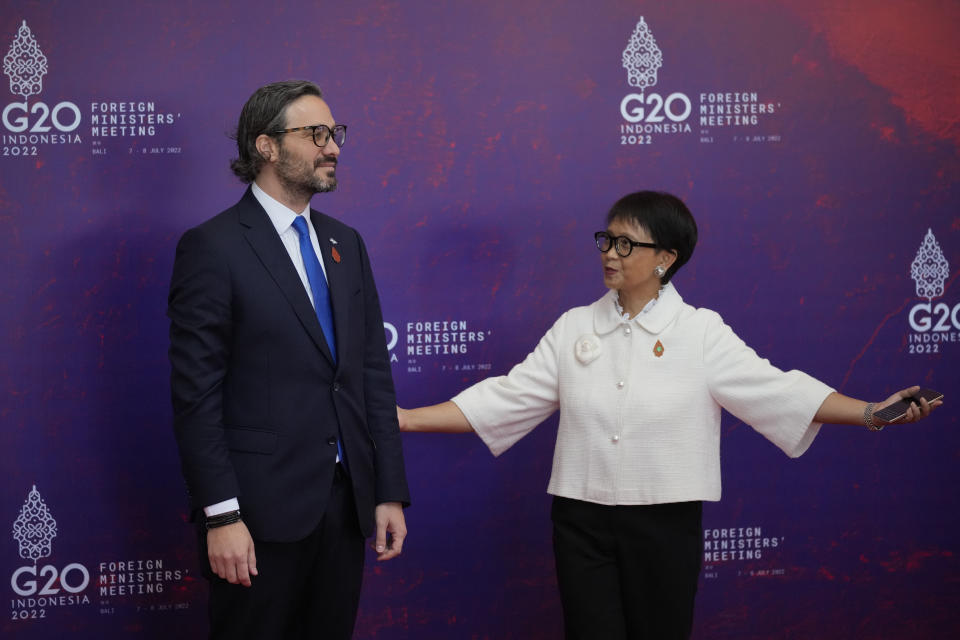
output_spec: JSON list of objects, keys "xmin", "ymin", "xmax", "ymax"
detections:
[{"xmin": 204, "ymin": 498, "xmax": 240, "ymax": 517}]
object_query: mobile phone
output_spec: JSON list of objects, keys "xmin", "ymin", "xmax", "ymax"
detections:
[{"xmin": 872, "ymin": 388, "xmax": 943, "ymax": 423}]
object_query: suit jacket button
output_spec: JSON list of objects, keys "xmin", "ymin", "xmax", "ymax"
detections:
[
  {"xmin": 327, "ymin": 437, "xmax": 337, "ymax": 446},
  {"xmin": 333, "ymin": 382, "xmax": 341, "ymax": 391}
]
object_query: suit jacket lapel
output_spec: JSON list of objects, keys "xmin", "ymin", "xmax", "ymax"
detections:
[
  {"xmin": 310, "ymin": 212, "xmax": 350, "ymax": 373},
  {"xmin": 236, "ymin": 189, "xmax": 337, "ymax": 366}
]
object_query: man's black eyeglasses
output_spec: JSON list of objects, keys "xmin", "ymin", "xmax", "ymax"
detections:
[
  {"xmin": 272, "ymin": 124, "xmax": 347, "ymax": 148},
  {"xmin": 595, "ymin": 231, "xmax": 658, "ymax": 257}
]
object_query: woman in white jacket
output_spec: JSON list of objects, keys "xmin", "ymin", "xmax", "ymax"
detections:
[{"xmin": 398, "ymin": 191, "xmax": 941, "ymax": 640}]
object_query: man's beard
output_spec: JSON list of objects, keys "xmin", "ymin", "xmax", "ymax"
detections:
[{"xmin": 275, "ymin": 144, "xmax": 337, "ymax": 201}]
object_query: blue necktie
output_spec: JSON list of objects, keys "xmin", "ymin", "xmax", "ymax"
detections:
[
  {"xmin": 291, "ymin": 216, "xmax": 337, "ymax": 363},
  {"xmin": 292, "ymin": 215, "xmax": 346, "ymax": 468}
]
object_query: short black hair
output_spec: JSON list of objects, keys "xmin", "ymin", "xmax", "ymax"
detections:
[
  {"xmin": 230, "ymin": 80, "xmax": 323, "ymax": 183},
  {"xmin": 605, "ymin": 191, "xmax": 698, "ymax": 284}
]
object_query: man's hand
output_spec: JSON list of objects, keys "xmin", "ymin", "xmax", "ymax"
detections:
[
  {"xmin": 373, "ymin": 502, "xmax": 406, "ymax": 562},
  {"xmin": 207, "ymin": 520, "xmax": 258, "ymax": 586}
]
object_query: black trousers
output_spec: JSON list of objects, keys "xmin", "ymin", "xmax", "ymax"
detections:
[
  {"xmin": 551, "ymin": 497, "xmax": 703, "ymax": 640},
  {"xmin": 202, "ymin": 465, "xmax": 366, "ymax": 640}
]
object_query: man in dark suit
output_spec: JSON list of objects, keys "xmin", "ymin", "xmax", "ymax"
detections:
[{"xmin": 168, "ymin": 80, "xmax": 409, "ymax": 639}]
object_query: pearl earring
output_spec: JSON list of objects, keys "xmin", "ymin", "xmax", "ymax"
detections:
[{"xmin": 654, "ymin": 265, "xmax": 665, "ymax": 278}]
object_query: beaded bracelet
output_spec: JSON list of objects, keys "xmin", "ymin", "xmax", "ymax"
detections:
[{"xmin": 863, "ymin": 402, "xmax": 883, "ymax": 432}]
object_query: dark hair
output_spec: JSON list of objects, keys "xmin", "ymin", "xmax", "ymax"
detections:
[
  {"xmin": 230, "ymin": 80, "xmax": 323, "ymax": 183},
  {"xmin": 605, "ymin": 191, "xmax": 698, "ymax": 285}
]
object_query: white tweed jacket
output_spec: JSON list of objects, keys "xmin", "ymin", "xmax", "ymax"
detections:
[{"xmin": 452, "ymin": 283, "xmax": 835, "ymax": 505}]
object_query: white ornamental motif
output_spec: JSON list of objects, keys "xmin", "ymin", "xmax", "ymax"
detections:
[
  {"xmin": 4, "ymin": 20, "xmax": 48, "ymax": 100},
  {"xmin": 910, "ymin": 229, "xmax": 949, "ymax": 300},
  {"xmin": 574, "ymin": 334, "xmax": 602, "ymax": 365},
  {"xmin": 622, "ymin": 17, "xmax": 663, "ymax": 90},
  {"xmin": 12, "ymin": 485, "xmax": 57, "ymax": 564}
]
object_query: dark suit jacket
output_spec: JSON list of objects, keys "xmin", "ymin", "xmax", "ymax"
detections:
[{"xmin": 168, "ymin": 188, "xmax": 409, "ymax": 541}]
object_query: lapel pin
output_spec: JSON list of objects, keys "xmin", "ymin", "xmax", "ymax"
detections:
[
  {"xmin": 653, "ymin": 340, "xmax": 664, "ymax": 358},
  {"xmin": 331, "ymin": 246, "xmax": 341, "ymax": 263}
]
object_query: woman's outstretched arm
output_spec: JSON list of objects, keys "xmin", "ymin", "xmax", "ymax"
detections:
[
  {"xmin": 814, "ymin": 386, "xmax": 942, "ymax": 428},
  {"xmin": 397, "ymin": 401, "xmax": 474, "ymax": 433}
]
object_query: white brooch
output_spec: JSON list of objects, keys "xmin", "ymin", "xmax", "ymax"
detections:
[{"xmin": 574, "ymin": 334, "xmax": 602, "ymax": 365}]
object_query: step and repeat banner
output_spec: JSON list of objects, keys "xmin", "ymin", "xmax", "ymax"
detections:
[{"xmin": 2, "ymin": 1, "xmax": 957, "ymax": 638}]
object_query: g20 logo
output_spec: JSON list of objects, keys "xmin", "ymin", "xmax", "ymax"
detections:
[
  {"xmin": 384, "ymin": 322, "xmax": 398, "ymax": 351},
  {"xmin": 619, "ymin": 92, "xmax": 692, "ymax": 124},
  {"xmin": 2, "ymin": 100, "xmax": 81, "ymax": 133},
  {"xmin": 908, "ymin": 302, "xmax": 960, "ymax": 332},
  {"xmin": 11, "ymin": 562, "xmax": 90, "ymax": 596}
]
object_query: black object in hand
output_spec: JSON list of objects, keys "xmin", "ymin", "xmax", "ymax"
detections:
[{"xmin": 873, "ymin": 388, "xmax": 943, "ymax": 423}]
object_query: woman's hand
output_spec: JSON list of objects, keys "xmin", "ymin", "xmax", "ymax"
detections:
[{"xmin": 871, "ymin": 386, "xmax": 942, "ymax": 427}]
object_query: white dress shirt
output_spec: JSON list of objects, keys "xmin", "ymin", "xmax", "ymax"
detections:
[
  {"xmin": 252, "ymin": 181, "xmax": 330, "ymax": 301},
  {"xmin": 204, "ymin": 183, "xmax": 332, "ymax": 517},
  {"xmin": 452, "ymin": 283, "xmax": 835, "ymax": 506}
]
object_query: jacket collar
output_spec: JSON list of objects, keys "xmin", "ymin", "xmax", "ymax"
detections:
[
  {"xmin": 593, "ymin": 282, "xmax": 683, "ymax": 336},
  {"xmin": 236, "ymin": 187, "xmax": 338, "ymax": 367}
]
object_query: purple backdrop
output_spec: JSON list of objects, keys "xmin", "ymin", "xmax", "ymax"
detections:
[{"xmin": 2, "ymin": 1, "xmax": 958, "ymax": 638}]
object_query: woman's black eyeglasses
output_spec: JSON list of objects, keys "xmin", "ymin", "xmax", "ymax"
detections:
[{"xmin": 595, "ymin": 231, "xmax": 658, "ymax": 257}]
